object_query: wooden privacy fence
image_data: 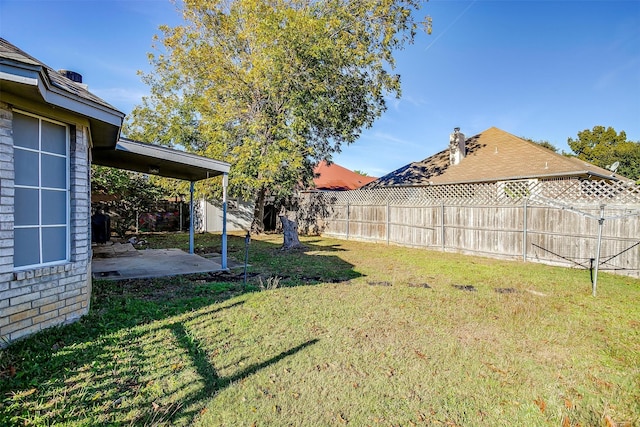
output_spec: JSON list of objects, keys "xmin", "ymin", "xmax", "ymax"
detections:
[{"xmin": 298, "ymin": 179, "xmax": 640, "ymax": 278}]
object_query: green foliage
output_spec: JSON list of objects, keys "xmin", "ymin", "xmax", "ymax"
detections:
[
  {"xmin": 91, "ymin": 166, "xmax": 169, "ymax": 237},
  {"xmin": 521, "ymin": 136, "xmax": 559, "ymax": 153},
  {"xmin": 568, "ymin": 126, "xmax": 640, "ymax": 181},
  {"xmin": 124, "ymin": 0, "xmax": 431, "ymax": 230},
  {"xmin": 353, "ymin": 169, "xmax": 370, "ymax": 176},
  {"xmin": 534, "ymin": 140, "xmax": 558, "ymax": 152}
]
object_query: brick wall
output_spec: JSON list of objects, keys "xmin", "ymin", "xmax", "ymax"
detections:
[{"xmin": 0, "ymin": 102, "xmax": 92, "ymax": 347}]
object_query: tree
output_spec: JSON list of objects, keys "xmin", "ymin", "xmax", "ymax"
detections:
[
  {"xmin": 534, "ymin": 140, "xmax": 558, "ymax": 153},
  {"xmin": 353, "ymin": 170, "xmax": 370, "ymax": 176},
  {"xmin": 521, "ymin": 136, "xmax": 559, "ymax": 153},
  {"xmin": 125, "ymin": 0, "xmax": 431, "ymax": 234},
  {"xmin": 568, "ymin": 126, "xmax": 640, "ymax": 182},
  {"xmin": 91, "ymin": 166, "xmax": 167, "ymax": 237}
]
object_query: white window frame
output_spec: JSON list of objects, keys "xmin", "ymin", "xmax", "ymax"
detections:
[{"xmin": 13, "ymin": 110, "xmax": 70, "ymax": 270}]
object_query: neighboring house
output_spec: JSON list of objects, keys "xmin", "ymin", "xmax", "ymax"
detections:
[
  {"xmin": 313, "ymin": 160, "xmax": 377, "ymax": 191},
  {"xmin": 197, "ymin": 161, "xmax": 378, "ymax": 233},
  {"xmin": 365, "ymin": 127, "xmax": 632, "ymax": 188},
  {"xmin": 1, "ymin": 39, "xmax": 229, "ymax": 346}
]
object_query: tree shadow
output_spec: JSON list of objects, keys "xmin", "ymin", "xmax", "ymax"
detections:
[
  {"xmin": 91, "ymin": 233, "xmax": 362, "ymax": 300},
  {"xmin": 1, "ymin": 296, "xmax": 319, "ymax": 426},
  {"xmin": 168, "ymin": 321, "xmax": 318, "ymax": 424},
  {"xmin": 299, "ymin": 240, "xmax": 349, "ymax": 252},
  {"xmin": 362, "ymin": 132, "xmax": 486, "ymax": 187},
  {"xmin": 0, "ymin": 234, "xmax": 355, "ymax": 426}
]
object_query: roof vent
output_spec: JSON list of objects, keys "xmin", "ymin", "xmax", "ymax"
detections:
[{"xmin": 58, "ymin": 69, "xmax": 83, "ymax": 84}]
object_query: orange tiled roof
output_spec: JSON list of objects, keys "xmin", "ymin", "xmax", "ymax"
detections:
[
  {"xmin": 313, "ymin": 161, "xmax": 377, "ymax": 190},
  {"xmin": 366, "ymin": 127, "xmax": 630, "ymax": 187}
]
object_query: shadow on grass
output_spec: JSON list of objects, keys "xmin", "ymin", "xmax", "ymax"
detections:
[
  {"xmin": 0, "ymin": 234, "xmax": 356, "ymax": 426},
  {"xmin": 0, "ymin": 299, "xmax": 245, "ymax": 426},
  {"xmin": 169, "ymin": 321, "xmax": 318, "ymax": 424},
  {"xmin": 296, "ymin": 239, "xmax": 349, "ymax": 252}
]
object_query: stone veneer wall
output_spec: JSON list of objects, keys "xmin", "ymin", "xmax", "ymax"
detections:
[{"xmin": 0, "ymin": 102, "xmax": 92, "ymax": 346}]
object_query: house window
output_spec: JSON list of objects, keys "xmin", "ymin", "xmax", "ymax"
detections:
[{"xmin": 13, "ymin": 111, "xmax": 70, "ymax": 269}]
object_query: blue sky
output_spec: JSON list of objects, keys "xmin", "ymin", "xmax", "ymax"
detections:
[{"xmin": 2, "ymin": 0, "xmax": 639, "ymax": 177}]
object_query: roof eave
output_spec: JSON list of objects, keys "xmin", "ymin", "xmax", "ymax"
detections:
[
  {"xmin": 92, "ymin": 138, "xmax": 231, "ymax": 182},
  {"xmin": 367, "ymin": 171, "xmax": 623, "ymax": 189},
  {"xmin": 433, "ymin": 172, "xmax": 618, "ymax": 186},
  {"xmin": 0, "ymin": 61, "xmax": 124, "ymax": 148}
]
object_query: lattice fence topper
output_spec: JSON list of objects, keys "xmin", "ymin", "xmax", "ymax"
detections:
[{"xmin": 304, "ymin": 179, "xmax": 640, "ymax": 208}]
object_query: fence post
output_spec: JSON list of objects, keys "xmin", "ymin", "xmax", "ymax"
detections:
[
  {"xmin": 441, "ymin": 202, "xmax": 445, "ymax": 252},
  {"xmin": 346, "ymin": 201, "xmax": 350, "ymax": 240},
  {"xmin": 523, "ymin": 198, "xmax": 528, "ymax": 262},
  {"xmin": 386, "ymin": 201, "xmax": 390, "ymax": 245}
]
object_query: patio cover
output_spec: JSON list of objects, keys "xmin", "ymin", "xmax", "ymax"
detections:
[
  {"xmin": 92, "ymin": 138, "xmax": 231, "ymax": 268},
  {"xmin": 92, "ymin": 138, "xmax": 230, "ymax": 181}
]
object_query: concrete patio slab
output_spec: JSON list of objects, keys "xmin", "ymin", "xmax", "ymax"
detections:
[{"xmin": 92, "ymin": 243, "xmax": 237, "ymax": 280}]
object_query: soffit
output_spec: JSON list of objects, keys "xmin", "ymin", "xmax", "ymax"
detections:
[{"xmin": 92, "ymin": 138, "xmax": 230, "ymax": 182}]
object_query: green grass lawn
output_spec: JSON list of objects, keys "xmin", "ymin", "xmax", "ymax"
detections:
[{"xmin": 1, "ymin": 232, "xmax": 638, "ymax": 426}]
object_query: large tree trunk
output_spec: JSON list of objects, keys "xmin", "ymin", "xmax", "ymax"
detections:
[
  {"xmin": 280, "ymin": 211, "xmax": 303, "ymax": 250},
  {"xmin": 251, "ymin": 186, "xmax": 267, "ymax": 234}
]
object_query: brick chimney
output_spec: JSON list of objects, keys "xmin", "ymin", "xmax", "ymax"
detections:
[{"xmin": 449, "ymin": 127, "xmax": 466, "ymax": 165}]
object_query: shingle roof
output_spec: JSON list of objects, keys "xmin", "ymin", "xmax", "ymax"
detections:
[
  {"xmin": 366, "ymin": 127, "xmax": 629, "ymax": 188},
  {"xmin": 313, "ymin": 160, "xmax": 377, "ymax": 190},
  {"xmin": 0, "ymin": 38, "xmax": 120, "ymax": 111}
]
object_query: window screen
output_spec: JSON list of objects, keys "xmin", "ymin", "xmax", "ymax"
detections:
[{"xmin": 13, "ymin": 111, "xmax": 69, "ymax": 268}]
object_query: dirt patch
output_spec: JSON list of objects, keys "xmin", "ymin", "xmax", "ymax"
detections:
[
  {"xmin": 408, "ymin": 283, "xmax": 432, "ymax": 289},
  {"xmin": 188, "ymin": 271, "xmax": 258, "ymax": 282},
  {"xmin": 94, "ymin": 271, "xmax": 122, "ymax": 278},
  {"xmin": 368, "ymin": 281, "xmax": 392, "ymax": 287},
  {"xmin": 94, "ymin": 270, "xmax": 259, "ymax": 302},
  {"xmin": 495, "ymin": 287, "xmax": 519, "ymax": 294},
  {"xmin": 453, "ymin": 284, "xmax": 477, "ymax": 292}
]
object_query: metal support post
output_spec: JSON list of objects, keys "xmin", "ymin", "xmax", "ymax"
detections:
[
  {"xmin": 189, "ymin": 181, "xmax": 195, "ymax": 254},
  {"xmin": 221, "ymin": 173, "xmax": 228, "ymax": 269},
  {"xmin": 244, "ymin": 231, "xmax": 250, "ymax": 287},
  {"xmin": 592, "ymin": 204, "xmax": 605, "ymax": 297}
]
